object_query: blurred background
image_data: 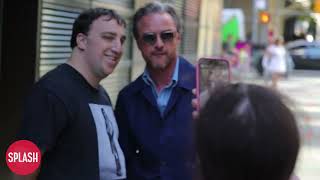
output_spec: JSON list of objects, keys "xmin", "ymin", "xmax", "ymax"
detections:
[{"xmin": 0, "ymin": 0, "xmax": 319, "ymax": 179}]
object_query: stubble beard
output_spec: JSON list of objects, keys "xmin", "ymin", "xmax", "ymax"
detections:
[{"xmin": 148, "ymin": 60, "xmax": 169, "ymax": 72}]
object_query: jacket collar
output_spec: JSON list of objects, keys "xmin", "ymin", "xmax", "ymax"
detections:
[{"xmin": 176, "ymin": 56, "xmax": 195, "ymax": 91}]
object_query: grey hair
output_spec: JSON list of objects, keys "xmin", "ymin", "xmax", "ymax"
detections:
[{"xmin": 132, "ymin": 1, "xmax": 181, "ymax": 39}]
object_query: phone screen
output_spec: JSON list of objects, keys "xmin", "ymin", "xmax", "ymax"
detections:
[{"xmin": 197, "ymin": 58, "xmax": 230, "ymax": 109}]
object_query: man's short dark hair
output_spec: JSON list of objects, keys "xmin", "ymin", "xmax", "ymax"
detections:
[
  {"xmin": 70, "ymin": 8, "xmax": 126, "ymax": 49},
  {"xmin": 196, "ymin": 83, "xmax": 300, "ymax": 180},
  {"xmin": 132, "ymin": 2, "xmax": 181, "ymax": 40}
]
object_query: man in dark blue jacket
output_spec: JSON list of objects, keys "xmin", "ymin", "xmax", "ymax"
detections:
[{"xmin": 115, "ymin": 2, "xmax": 196, "ymax": 180}]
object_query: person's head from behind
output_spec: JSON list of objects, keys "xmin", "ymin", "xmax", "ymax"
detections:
[
  {"xmin": 70, "ymin": 8, "xmax": 127, "ymax": 78},
  {"xmin": 196, "ymin": 83, "xmax": 300, "ymax": 180},
  {"xmin": 132, "ymin": 2, "xmax": 181, "ymax": 71}
]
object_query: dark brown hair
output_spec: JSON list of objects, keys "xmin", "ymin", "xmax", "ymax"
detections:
[
  {"xmin": 196, "ymin": 83, "xmax": 300, "ymax": 180},
  {"xmin": 70, "ymin": 8, "xmax": 126, "ymax": 49}
]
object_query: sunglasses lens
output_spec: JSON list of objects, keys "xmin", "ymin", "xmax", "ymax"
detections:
[
  {"xmin": 142, "ymin": 34, "xmax": 156, "ymax": 45},
  {"xmin": 161, "ymin": 32, "xmax": 174, "ymax": 42},
  {"xmin": 142, "ymin": 32, "xmax": 175, "ymax": 45}
]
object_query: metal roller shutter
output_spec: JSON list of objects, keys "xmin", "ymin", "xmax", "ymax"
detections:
[
  {"xmin": 181, "ymin": 0, "xmax": 200, "ymax": 63},
  {"xmin": 174, "ymin": 0, "xmax": 184, "ymax": 17},
  {"xmin": 94, "ymin": 0, "xmax": 133, "ymax": 9},
  {"xmin": 158, "ymin": 0, "xmax": 184, "ymax": 17},
  {"xmin": 39, "ymin": 0, "xmax": 85, "ymax": 77}
]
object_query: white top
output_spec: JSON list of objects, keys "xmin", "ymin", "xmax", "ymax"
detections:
[
  {"xmin": 265, "ymin": 44, "xmax": 287, "ymax": 73},
  {"xmin": 89, "ymin": 104, "xmax": 126, "ymax": 180}
]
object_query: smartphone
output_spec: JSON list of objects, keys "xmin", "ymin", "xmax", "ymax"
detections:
[{"xmin": 196, "ymin": 57, "xmax": 231, "ymax": 111}]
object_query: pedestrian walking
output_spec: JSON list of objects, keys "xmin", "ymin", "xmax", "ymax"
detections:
[{"xmin": 262, "ymin": 37, "xmax": 287, "ymax": 89}]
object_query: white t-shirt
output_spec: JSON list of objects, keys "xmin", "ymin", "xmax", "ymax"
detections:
[
  {"xmin": 265, "ymin": 44, "xmax": 287, "ymax": 73},
  {"xmin": 89, "ymin": 104, "xmax": 126, "ymax": 180}
]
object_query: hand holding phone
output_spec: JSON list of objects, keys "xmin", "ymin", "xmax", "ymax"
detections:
[{"xmin": 196, "ymin": 57, "xmax": 230, "ymax": 111}]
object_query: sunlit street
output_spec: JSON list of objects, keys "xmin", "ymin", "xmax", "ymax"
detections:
[
  {"xmin": 281, "ymin": 70, "xmax": 320, "ymax": 180},
  {"xmin": 242, "ymin": 69, "xmax": 320, "ymax": 180}
]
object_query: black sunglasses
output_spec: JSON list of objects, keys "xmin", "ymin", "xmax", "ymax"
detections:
[{"xmin": 142, "ymin": 31, "xmax": 176, "ymax": 45}]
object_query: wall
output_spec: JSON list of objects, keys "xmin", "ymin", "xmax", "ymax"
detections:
[
  {"xmin": 0, "ymin": 0, "xmax": 39, "ymax": 178},
  {"xmin": 197, "ymin": 0, "xmax": 223, "ymax": 57}
]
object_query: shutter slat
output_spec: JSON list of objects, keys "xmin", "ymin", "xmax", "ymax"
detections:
[
  {"xmin": 41, "ymin": 28, "xmax": 72, "ymax": 35},
  {"xmin": 42, "ymin": 2, "xmax": 84, "ymax": 13},
  {"xmin": 41, "ymin": 34, "xmax": 70, "ymax": 41},
  {"xmin": 42, "ymin": 15, "xmax": 75, "ymax": 23},
  {"xmin": 41, "ymin": 40, "xmax": 70, "ymax": 46},
  {"xmin": 43, "ymin": 9, "xmax": 79, "ymax": 18},
  {"xmin": 94, "ymin": 0, "xmax": 133, "ymax": 8},
  {"xmin": 41, "ymin": 47, "xmax": 71, "ymax": 53},
  {"xmin": 40, "ymin": 53, "xmax": 71, "ymax": 59},
  {"xmin": 40, "ymin": 59, "xmax": 68, "ymax": 65},
  {"xmin": 42, "ymin": 22, "xmax": 73, "ymax": 29}
]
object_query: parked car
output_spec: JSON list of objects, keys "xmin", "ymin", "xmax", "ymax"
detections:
[{"xmin": 286, "ymin": 40, "xmax": 320, "ymax": 69}]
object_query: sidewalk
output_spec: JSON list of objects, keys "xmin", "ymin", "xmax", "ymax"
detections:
[{"xmin": 236, "ymin": 69, "xmax": 320, "ymax": 180}]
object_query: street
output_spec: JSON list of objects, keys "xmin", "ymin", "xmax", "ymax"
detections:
[{"xmin": 244, "ymin": 69, "xmax": 320, "ymax": 180}]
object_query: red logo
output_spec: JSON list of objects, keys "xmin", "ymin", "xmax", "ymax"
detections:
[{"xmin": 6, "ymin": 140, "xmax": 41, "ymax": 175}]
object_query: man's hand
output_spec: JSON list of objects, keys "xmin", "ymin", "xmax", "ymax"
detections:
[{"xmin": 192, "ymin": 89, "xmax": 199, "ymax": 119}]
